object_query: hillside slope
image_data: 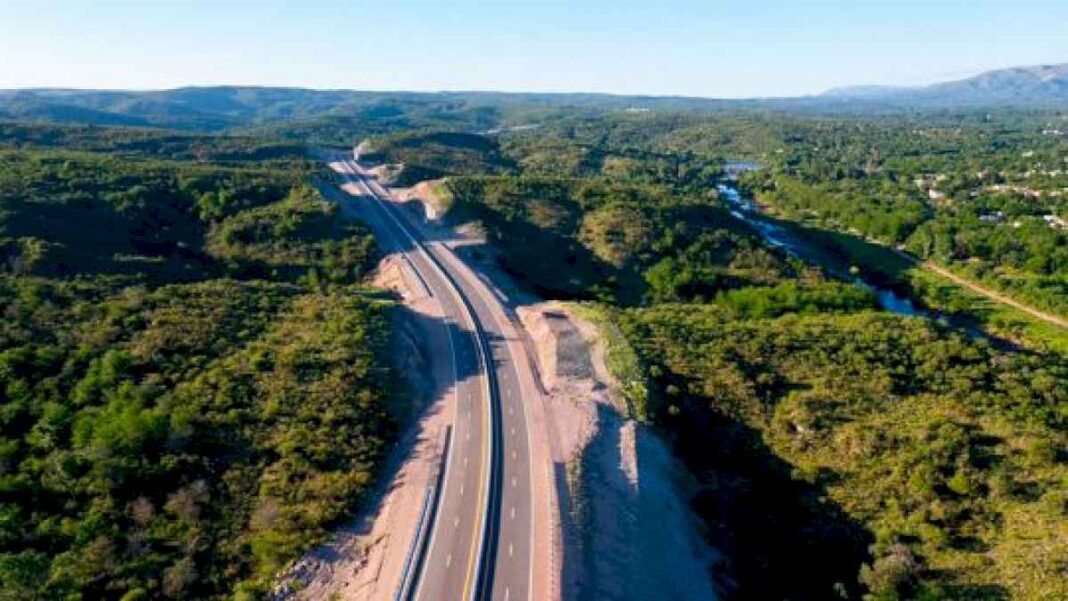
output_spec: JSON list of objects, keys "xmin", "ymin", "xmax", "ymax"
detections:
[
  {"xmin": 821, "ymin": 62, "xmax": 1068, "ymax": 106},
  {"xmin": 0, "ymin": 128, "xmax": 396, "ymax": 599}
]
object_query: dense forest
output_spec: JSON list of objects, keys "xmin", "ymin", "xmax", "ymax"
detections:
[
  {"xmin": 0, "ymin": 127, "xmax": 396, "ymax": 598},
  {"xmin": 444, "ymin": 175, "xmax": 802, "ymax": 303}
]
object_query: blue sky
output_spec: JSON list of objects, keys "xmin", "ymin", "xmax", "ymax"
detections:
[{"xmin": 1, "ymin": 0, "xmax": 1066, "ymax": 97}]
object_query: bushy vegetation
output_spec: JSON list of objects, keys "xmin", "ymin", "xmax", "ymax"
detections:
[
  {"xmin": 205, "ymin": 185, "xmax": 376, "ymax": 285},
  {"xmin": 0, "ymin": 126, "xmax": 394, "ymax": 599},
  {"xmin": 770, "ymin": 224, "xmax": 1068, "ymax": 353},
  {"xmin": 444, "ymin": 175, "xmax": 798, "ymax": 303},
  {"xmin": 0, "ymin": 147, "xmax": 376, "ymax": 285},
  {"xmin": 501, "ymin": 123, "xmax": 725, "ymax": 191},
  {"xmin": 617, "ymin": 305, "xmax": 1068, "ymax": 600},
  {"xmin": 731, "ymin": 111, "xmax": 1068, "ymax": 323},
  {"xmin": 500, "ymin": 110, "xmax": 1068, "ymax": 331},
  {"xmin": 5, "ymin": 99, "xmax": 1066, "ymax": 601},
  {"xmin": 1, "ymin": 89, "xmax": 520, "ymax": 135},
  {"xmin": 0, "ymin": 123, "xmax": 310, "ymax": 162},
  {"xmin": 360, "ymin": 131, "xmax": 515, "ymax": 185},
  {"xmin": 747, "ymin": 173, "xmax": 930, "ymax": 243},
  {"xmin": 436, "ymin": 112, "xmax": 1068, "ymax": 599},
  {"xmin": 0, "ymin": 279, "xmax": 395, "ymax": 599}
]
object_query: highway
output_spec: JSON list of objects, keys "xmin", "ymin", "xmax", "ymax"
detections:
[{"xmin": 330, "ymin": 156, "xmax": 548, "ymax": 601}]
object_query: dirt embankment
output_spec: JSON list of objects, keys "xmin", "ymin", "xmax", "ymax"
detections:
[
  {"xmin": 272, "ymin": 254, "xmax": 453, "ymax": 601},
  {"xmin": 519, "ymin": 303, "xmax": 723, "ymax": 601},
  {"xmin": 393, "ymin": 179, "xmax": 451, "ymax": 222},
  {"xmin": 279, "ymin": 173, "xmax": 719, "ymax": 600},
  {"xmin": 396, "ymin": 178, "xmax": 723, "ymax": 600}
]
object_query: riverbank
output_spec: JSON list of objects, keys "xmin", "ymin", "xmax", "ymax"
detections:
[
  {"xmin": 719, "ymin": 181, "xmax": 1068, "ymax": 355},
  {"xmin": 718, "ymin": 182, "xmax": 921, "ymax": 317}
]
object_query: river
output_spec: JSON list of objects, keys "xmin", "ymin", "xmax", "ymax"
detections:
[{"xmin": 716, "ymin": 179, "xmax": 922, "ymax": 317}]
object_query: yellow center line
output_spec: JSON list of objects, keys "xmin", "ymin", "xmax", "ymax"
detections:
[
  {"xmin": 461, "ymin": 372, "xmax": 490, "ymax": 600},
  {"xmin": 347, "ymin": 157, "xmax": 491, "ymax": 601}
]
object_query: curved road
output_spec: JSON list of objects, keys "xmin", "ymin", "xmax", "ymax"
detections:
[{"xmin": 330, "ymin": 157, "xmax": 550, "ymax": 601}]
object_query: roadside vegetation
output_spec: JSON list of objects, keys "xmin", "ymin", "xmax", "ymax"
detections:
[
  {"xmin": 358, "ymin": 131, "xmax": 516, "ymax": 185},
  {"xmin": 617, "ymin": 304, "xmax": 1068, "ymax": 601},
  {"xmin": 443, "ymin": 175, "xmax": 803, "ymax": 303}
]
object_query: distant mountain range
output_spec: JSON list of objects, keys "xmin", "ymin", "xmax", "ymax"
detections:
[
  {"xmin": 0, "ymin": 62, "xmax": 1064, "ymax": 133},
  {"xmin": 0, "ymin": 87, "xmax": 735, "ymax": 134},
  {"xmin": 820, "ymin": 63, "xmax": 1068, "ymax": 106}
]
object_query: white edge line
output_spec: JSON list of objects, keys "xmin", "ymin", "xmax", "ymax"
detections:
[
  {"xmin": 428, "ymin": 236, "xmax": 540, "ymax": 601},
  {"xmin": 334, "ymin": 158, "xmax": 466, "ymax": 601},
  {"xmin": 346, "ymin": 159, "xmax": 494, "ymax": 601}
]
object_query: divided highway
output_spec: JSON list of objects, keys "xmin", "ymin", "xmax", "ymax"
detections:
[{"xmin": 330, "ymin": 157, "xmax": 546, "ymax": 601}]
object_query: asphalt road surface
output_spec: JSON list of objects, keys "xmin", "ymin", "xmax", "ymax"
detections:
[{"xmin": 331, "ymin": 158, "xmax": 538, "ymax": 601}]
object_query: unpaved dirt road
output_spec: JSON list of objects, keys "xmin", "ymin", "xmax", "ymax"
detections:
[{"xmin": 909, "ymin": 254, "xmax": 1068, "ymax": 330}]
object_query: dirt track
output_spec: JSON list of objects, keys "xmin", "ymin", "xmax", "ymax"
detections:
[{"xmin": 913, "ymin": 256, "xmax": 1068, "ymax": 330}]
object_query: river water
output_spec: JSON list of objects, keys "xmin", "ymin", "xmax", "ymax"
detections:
[{"xmin": 716, "ymin": 180, "xmax": 922, "ymax": 317}]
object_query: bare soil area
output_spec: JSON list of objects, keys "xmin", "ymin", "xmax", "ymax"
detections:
[
  {"xmin": 398, "ymin": 178, "xmax": 723, "ymax": 600},
  {"xmin": 520, "ymin": 304, "xmax": 723, "ymax": 601},
  {"xmin": 394, "ymin": 179, "xmax": 450, "ymax": 221}
]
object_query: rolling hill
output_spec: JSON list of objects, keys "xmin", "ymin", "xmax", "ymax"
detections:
[
  {"xmin": 0, "ymin": 62, "xmax": 1064, "ymax": 137},
  {"xmin": 821, "ymin": 62, "xmax": 1068, "ymax": 106}
]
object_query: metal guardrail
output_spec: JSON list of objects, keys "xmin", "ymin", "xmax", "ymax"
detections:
[
  {"xmin": 395, "ymin": 427, "xmax": 451, "ymax": 601},
  {"xmin": 349, "ymin": 160, "xmax": 500, "ymax": 601}
]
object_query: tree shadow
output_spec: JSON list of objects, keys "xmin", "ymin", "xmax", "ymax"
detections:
[
  {"xmin": 456, "ymin": 205, "xmax": 631, "ymax": 301},
  {"xmin": 664, "ymin": 401, "xmax": 875, "ymax": 601},
  {"xmin": 5, "ymin": 196, "xmax": 225, "ymax": 283},
  {"xmin": 757, "ymin": 217, "xmax": 1031, "ymax": 353},
  {"xmin": 559, "ymin": 400, "xmax": 728, "ymax": 601},
  {"xmin": 934, "ymin": 581, "xmax": 1010, "ymax": 600}
]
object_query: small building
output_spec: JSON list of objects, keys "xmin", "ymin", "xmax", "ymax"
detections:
[{"xmin": 1042, "ymin": 214, "xmax": 1067, "ymax": 230}]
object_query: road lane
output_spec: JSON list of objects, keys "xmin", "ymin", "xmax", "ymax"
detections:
[
  {"xmin": 436, "ymin": 252, "xmax": 533, "ymax": 601},
  {"xmin": 332, "ymin": 157, "xmax": 547, "ymax": 601},
  {"xmin": 331, "ymin": 159, "xmax": 492, "ymax": 601}
]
